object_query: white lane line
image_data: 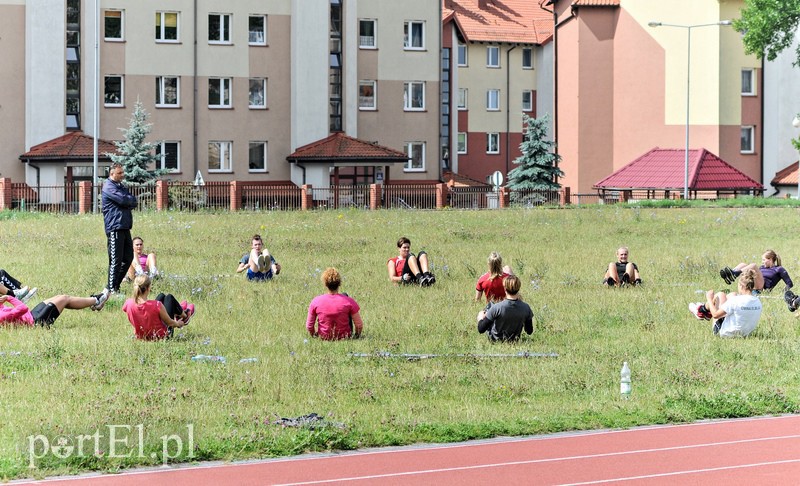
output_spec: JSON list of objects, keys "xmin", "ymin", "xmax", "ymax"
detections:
[{"xmin": 272, "ymin": 434, "xmax": 800, "ymax": 485}]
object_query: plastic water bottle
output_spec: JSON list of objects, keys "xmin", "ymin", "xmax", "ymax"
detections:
[
  {"xmin": 191, "ymin": 354, "xmax": 226, "ymax": 363},
  {"xmin": 620, "ymin": 361, "xmax": 631, "ymax": 399}
]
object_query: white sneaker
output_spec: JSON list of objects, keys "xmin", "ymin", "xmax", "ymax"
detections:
[
  {"xmin": 91, "ymin": 289, "xmax": 110, "ymax": 311},
  {"xmin": 21, "ymin": 287, "xmax": 37, "ymax": 303},
  {"xmin": 257, "ymin": 255, "xmax": 267, "ymax": 273},
  {"xmin": 13, "ymin": 286, "xmax": 29, "ymax": 300}
]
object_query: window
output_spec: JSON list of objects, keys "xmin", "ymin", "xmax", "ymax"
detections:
[
  {"xmin": 404, "ymin": 21, "xmax": 425, "ymax": 50},
  {"xmin": 249, "ymin": 15, "xmax": 267, "ymax": 45},
  {"xmin": 104, "ymin": 75, "xmax": 123, "ymax": 106},
  {"xmin": 209, "ymin": 13, "xmax": 232, "ymax": 44},
  {"xmin": 457, "ymin": 88, "xmax": 467, "ymax": 110},
  {"xmin": 487, "ymin": 133, "xmax": 500, "ymax": 154},
  {"xmin": 155, "ymin": 141, "xmax": 180, "ymax": 172},
  {"xmin": 457, "ymin": 43, "xmax": 467, "ymax": 66},
  {"xmin": 740, "ymin": 126, "xmax": 755, "ymax": 153},
  {"xmin": 208, "ymin": 141, "xmax": 232, "ymax": 172},
  {"xmin": 457, "ymin": 132, "xmax": 467, "ymax": 154},
  {"xmin": 741, "ymin": 69, "xmax": 755, "ymax": 96},
  {"xmin": 155, "ymin": 12, "xmax": 179, "ymax": 42},
  {"xmin": 359, "ymin": 80, "xmax": 376, "ymax": 110},
  {"xmin": 522, "ymin": 90, "xmax": 533, "ymax": 112},
  {"xmin": 208, "ymin": 78, "xmax": 232, "ymax": 108},
  {"xmin": 404, "ymin": 81, "xmax": 425, "ymax": 110},
  {"xmin": 522, "ymin": 47, "xmax": 533, "ymax": 69},
  {"xmin": 249, "ymin": 142, "xmax": 267, "ymax": 172},
  {"xmin": 359, "ymin": 19, "xmax": 376, "ymax": 48},
  {"xmin": 156, "ymin": 76, "xmax": 179, "ymax": 107},
  {"xmin": 487, "ymin": 46, "xmax": 499, "ymax": 67},
  {"xmin": 486, "ymin": 89, "xmax": 500, "ymax": 111},
  {"xmin": 249, "ymin": 78, "xmax": 267, "ymax": 108},
  {"xmin": 404, "ymin": 142, "xmax": 425, "ymax": 171},
  {"xmin": 104, "ymin": 10, "xmax": 123, "ymax": 41}
]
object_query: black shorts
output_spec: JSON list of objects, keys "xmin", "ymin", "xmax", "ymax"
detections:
[{"xmin": 32, "ymin": 302, "xmax": 60, "ymax": 326}]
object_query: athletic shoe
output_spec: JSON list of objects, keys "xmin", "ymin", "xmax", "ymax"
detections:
[
  {"xmin": 426, "ymin": 272, "xmax": 436, "ymax": 285},
  {"xmin": 13, "ymin": 286, "xmax": 29, "ymax": 300},
  {"xmin": 785, "ymin": 289, "xmax": 799, "ymax": 313},
  {"xmin": 634, "ymin": 278, "xmax": 643, "ymax": 286},
  {"xmin": 713, "ymin": 318, "xmax": 724, "ymax": 335},
  {"xmin": 620, "ymin": 273, "xmax": 631, "ymax": 287},
  {"xmin": 688, "ymin": 302, "xmax": 712, "ymax": 320},
  {"xmin": 91, "ymin": 289, "xmax": 110, "ymax": 311},
  {"xmin": 604, "ymin": 277, "xmax": 615, "ymax": 287},
  {"xmin": 180, "ymin": 300, "xmax": 195, "ymax": 324},
  {"xmin": 720, "ymin": 267, "xmax": 735, "ymax": 285},
  {"xmin": 256, "ymin": 255, "xmax": 267, "ymax": 273},
  {"xmin": 21, "ymin": 287, "xmax": 37, "ymax": 303},
  {"xmin": 418, "ymin": 275, "xmax": 429, "ymax": 287}
]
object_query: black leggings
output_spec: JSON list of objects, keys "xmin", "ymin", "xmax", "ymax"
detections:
[
  {"xmin": 107, "ymin": 229, "xmax": 133, "ymax": 292},
  {"xmin": 0, "ymin": 269, "xmax": 23, "ymax": 293},
  {"xmin": 156, "ymin": 293, "xmax": 182, "ymax": 319}
]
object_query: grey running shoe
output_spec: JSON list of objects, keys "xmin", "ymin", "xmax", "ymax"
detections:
[
  {"xmin": 91, "ymin": 289, "xmax": 110, "ymax": 311},
  {"xmin": 21, "ymin": 287, "xmax": 37, "ymax": 303}
]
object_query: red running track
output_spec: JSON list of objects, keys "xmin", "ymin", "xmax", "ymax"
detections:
[{"xmin": 17, "ymin": 414, "xmax": 800, "ymax": 485}]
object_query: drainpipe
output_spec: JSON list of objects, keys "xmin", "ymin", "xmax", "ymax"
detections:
[
  {"xmin": 505, "ymin": 45, "xmax": 516, "ymax": 176},
  {"xmin": 193, "ymin": 0, "xmax": 198, "ymax": 178}
]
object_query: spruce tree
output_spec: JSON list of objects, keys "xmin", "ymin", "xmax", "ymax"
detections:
[
  {"xmin": 107, "ymin": 100, "xmax": 165, "ymax": 184},
  {"xmin": 507, "ymin": 113, "xmax": 563, "ymax": 195}
]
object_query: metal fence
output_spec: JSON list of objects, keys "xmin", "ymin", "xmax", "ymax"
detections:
[
  {"xmin": 11, "ymin": 183, "xmax": 80, "ymax": 212},
  {"xmin": 310, "ymin": 185, "xmax": 371, "ymax": 209},
  {"xmin": 383, "ymin": 184, "xmax": 438, "ymax": 209},
  {"xmin": 449, "ymin": 187, "xmax": 498, "ymax": 209},
  {"xmin": 242, "ymin": 184, "xmax": 303, "ymax": 210}
]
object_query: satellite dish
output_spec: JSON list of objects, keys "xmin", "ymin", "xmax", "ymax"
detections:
[{"xmin": 194, "ymin": 170, "xmax": 205, "ymax": 187}]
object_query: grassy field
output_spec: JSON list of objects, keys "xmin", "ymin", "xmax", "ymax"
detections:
[{"xmin": 1, "ymin": 206, "xmax": 800, "ymax": 480}]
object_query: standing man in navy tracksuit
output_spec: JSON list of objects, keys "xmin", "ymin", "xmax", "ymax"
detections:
[{"xmin": 102, "ymin": 163, "xmax": 137, "ymax": 295}]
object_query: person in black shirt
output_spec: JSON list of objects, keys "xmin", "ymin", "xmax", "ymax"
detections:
[
  {"xmin": 603, "ymin": 246, "xmax": 641, "ymax": 287},
  {"xmin": 477, "ymin": 275, "xmax": 533, "ymax": 342}
]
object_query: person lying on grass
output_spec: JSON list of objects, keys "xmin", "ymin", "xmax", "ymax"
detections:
[
  {"xmin": 0, "ymin": 268, "xmax": 37, "ymax": 302},
  {"xmin": 603, "ymin": 246, "xmax": 642, "ymax": 287},
  {"xmin": 306, "ymin": 267, "xmax": 363, "ymax": 340},
  {"xmin": 387, "ymin": 236, "xmax": 435, "ymax": 287},
  {"xmin": 475, "ymin": 251, "xmax": 513, "ymax": 304},
  {"xmin": 236, "ymin": 233, "xmax": 281, "ymax": 281},
  {"xmin": 689, "ymin": 267, "xmax": 762, "ymax": 337},
  {"xmin": 123, "ymin": 274, "xmax": 194, "ymax": 340},
  {"xmin": 719, "ymin": 249, "xmax": 792, "ymax": 292},
  {"xmin": 477, "ymin": 275, "xmax": 534, "ymax": 342},
  {"xmin": 0, "ymin": 291, "xmax": 108, "ymax": 327}
]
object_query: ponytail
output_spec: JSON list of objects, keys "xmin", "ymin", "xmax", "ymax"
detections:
[
  {"xmin": 133, "ymin": 274, "xmax": 151, "ymax": 302},
  {"xmin": 487, "ymin": 251, "xmax": 504, "ymax": 280}
]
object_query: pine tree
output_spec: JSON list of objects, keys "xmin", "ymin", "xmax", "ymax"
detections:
[
  {"xmin": 107, "ymin": 100, "xmax": 165, "ymax": 184},
  {"xmin": 507, "ymin": 113, "xmax": 563, "ymax": 195}
]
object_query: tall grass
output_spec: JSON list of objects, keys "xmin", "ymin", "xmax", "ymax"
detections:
[{"xmin": 1, "ymin": 207, "xmax": 800, "ymax": 479}]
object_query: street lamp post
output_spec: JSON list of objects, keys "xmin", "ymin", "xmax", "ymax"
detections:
[{"xmin": 648, "ymin": 20, "xmax": 732, "ymax": 200}]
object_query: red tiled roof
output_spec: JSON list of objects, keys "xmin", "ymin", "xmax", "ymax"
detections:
[
  {"xmin": 19, "ymin": 131, "xmax": 118, "ymax": 161},
  {"xmin": 572, "ymin": 0, "xmax": 620, "ymax": 6},
  {"xmin": 286, "ymin": 132, "xmax": 408, "ymax": 162},
  {"xmin": 443, "ymin": 170, "xmax": 491, "ymax": 187},
  {"xmin": 771, "ymin": 161, "xmax": 799, "ymax": 186},
  {"xmin": 594, "ymin": 148, "xmax": 763, "ymax": 191},
  {"xmin": 443, "ymin": 0, "xmax": 553, "ymax": 45}
]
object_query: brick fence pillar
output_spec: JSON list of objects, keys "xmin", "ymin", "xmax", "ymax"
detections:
[
  {"xmin": 156, "ymin": 180, "xmax": 169, "ymax": 211},
  {"xmin": 370, "ymin": 184, "xmax": 382, "ymax": 210},
  {"xmin": 559, "ymin": 186, "xmax": 571, "ymax": 206},
  {"xmin": 78, "ymin": 181, "xmax": 92, "ymax": 214},
  {"xmin": 499, "ymin": 187, "xmax": 509, "ymax": 208},
  {"xmin": 621, "ymin": 190, "xmax": 631, "ymax": 203},
  {"xmin": 230, "ymin": 181, "xmax": 242, "ymax": 211},
  {"xmin": 301, "ymin": 184, "xmax": 313, "ymax": 210},
  {"xmin": 435, "ymin": 183, "xmax": 447, "ymax": 209},
  {"xmin": 0, "ymin": 178, "xmax": 11, "ymax": 210}
]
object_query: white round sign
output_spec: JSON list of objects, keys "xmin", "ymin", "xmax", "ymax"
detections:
[{"xmin": 490, "ymin": 170, "xmax": 504, "ymax": 187}]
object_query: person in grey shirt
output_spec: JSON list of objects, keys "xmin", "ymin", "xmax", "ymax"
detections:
[{"xmin": 477, "ymin": 275, "xmax": 533, "ymax": 342}]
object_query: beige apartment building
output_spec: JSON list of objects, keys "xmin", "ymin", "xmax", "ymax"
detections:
[{"xmin": 0, "ymin": 0, "xmax": 442, "ymax": 198}]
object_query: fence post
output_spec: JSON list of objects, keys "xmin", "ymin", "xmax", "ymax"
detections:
[
  {"xmin": 155, "ymin": 180, "xmax": 169, "ymax": 211},
  {"xmin": 78, "ymin": 181, "xmax": 92, "ymax": 214},
  {"xmin": 436, "ymin": 183, "xmax": 447, "ymax": 209},
  {"xmin": 499, "ymin": 187, "xmax": 509, "ymax": 208},
  {"xmin": 370, "ymin": 184, "xmax": 382, "ymax": 210},
  {"xmin": 0, "ymin": 178, "xmax": 11, "ymax": 210},
  {"xmin": 230, "ymin": 181, "xmax": 242, "ymax": 211},
  {"xmin": 301, "ymin": 184, "xmax": 313, "ymax": 210},
  {"xmin": 559, "ymin": 187, "xmax": 571, "ymax": 206},
  {"xmin": 620, "ymin": 190, "xmax": 630, "ymax": 203}
]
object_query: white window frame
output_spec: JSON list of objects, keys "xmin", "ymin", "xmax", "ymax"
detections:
[
  {"xmin": 404, "ymin": 142, "xmax": 425, "ymax": 172},
  {"xmin": 155, "ymin": 141, "xmax": 180, "ymax": 172},
  {"xmin": 457, "ymin": 43, "xmax": 467, "ymax": 66},
  {"xmin": 487, "ymin": 46, "xmax": 500, "ymax": 67},
  {"xmin": 487, "ymin": 133, "xmax": 500, "ymax": 154},
  {"xmin": 359, "ymin": 80, "xmax": 376, "ymax": 110},
  {"xmin": 522, "ymin": 90, "xmax": 533, "ymax": 112},
  {"xmin": 156, "ymin": 76, "xmax": 180, "ymax": 107},
  {"xmin": 740, "ymin": 126, "xmax": 755, "ymax": 154},
  {"xmin": 248, "ymin": 141, "xmax": 268, "ymax": 173},
  {"xmin": 208, "ymin": 78, "xmax": 232, "ymax": 108},
  {"xmin": 208, "ymin": 13, "xmax": 232, "ymax": 44},
  {"xmin": 404, "ymin": 81, "xmax": 425, "ymax": 111},
  {"xmin": 457, "ymin": 132, "xmax": 467, "ymax": 154},
  {"xmin": 522, "ymin": 47, "xmax": 533, "ymax": 69},
  {"xmin": 457, "ymin": 88, "xmax": 468, "ymax": 110},
  {"xmin": 249, "ymin": 15, "xmax": 267, "ymax": 45},
  {"xmin": 104, "ymin": 75, "xmax": 123, "ymax": 107},
  {"xmin": 486, "ymin": 89, "xmax": 500, "ymax": 111},
  {"xmin": 104, "ymin": 9, "xmax": 124, "ymax": 41},
  {"xmin": 208, "ymin": 141, "xmax": 233, "ymax": 172},
  {"xmin": 741, "ymin": 68, "xmax": 755, "ymax": 96},
  {"xmin": 249, "ymin": 78, "xmax": 267, "ymax": 109},
  {"xmin": 359, "ymin": 19, "xmax": 377, "ymax": 49},
  {"xmin": 404, "ymin": 20, "xmax": 425, "ymax": 50},
  {"xmin": 155, "ymin": 11, "xmax": 180, "ymax": 43}
]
